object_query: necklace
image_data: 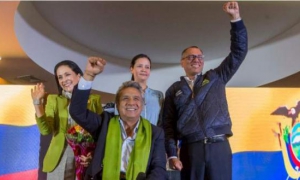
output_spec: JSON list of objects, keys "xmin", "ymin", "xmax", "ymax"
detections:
[{"xmin": 142, "ymin": 86, "xmax": 148, "ymax": 93}]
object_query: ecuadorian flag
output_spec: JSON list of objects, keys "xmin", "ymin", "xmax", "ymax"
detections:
[
  {"xmin": 228, "ymin": 88, "xmax": 300, "ymax": 180},
  {"xmin": 0, "ymin": 85, "xmax": 39, "ymax": 179}
]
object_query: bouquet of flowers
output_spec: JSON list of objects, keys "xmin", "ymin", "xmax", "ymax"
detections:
[{"xmin": 66, "ymin": 124, "xmax": 96, "ymax": 180}]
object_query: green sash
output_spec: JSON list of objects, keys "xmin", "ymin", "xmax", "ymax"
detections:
[{"xmin": 102, "ymin": 116, "xmax": 152, "ymax": 180}]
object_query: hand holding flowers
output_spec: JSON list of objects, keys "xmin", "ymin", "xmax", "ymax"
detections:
[{"xmin": 66, "ymin": 125, "xmax": 96, "ymax": 180}]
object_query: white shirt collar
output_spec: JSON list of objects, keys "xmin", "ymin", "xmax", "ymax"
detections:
[
  {"xmin": 119, "ymin": 117, "xmax": 140, "ymax": 140},
  {"xmin": 184, "ymin": 73, "xmax": 201, "ymax": 82}
]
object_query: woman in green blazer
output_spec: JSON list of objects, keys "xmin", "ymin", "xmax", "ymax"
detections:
[{"xmin": 31, "ymin": 60, "xmax": 102, "ymax": 180}]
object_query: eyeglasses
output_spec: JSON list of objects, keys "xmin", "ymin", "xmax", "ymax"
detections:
[{"xmin": 182, "ymin": 54, "xmax": 205, "ymax": 61}]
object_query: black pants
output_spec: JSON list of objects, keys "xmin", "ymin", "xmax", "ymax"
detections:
[{"xmin": 180, "ymin": 140, "xmax": 232, "ymax": 180}]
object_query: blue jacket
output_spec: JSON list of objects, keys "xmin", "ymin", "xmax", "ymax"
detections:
[{"xmin": 163, "ymin": 20, "xmax": 248, "ymax": 157}]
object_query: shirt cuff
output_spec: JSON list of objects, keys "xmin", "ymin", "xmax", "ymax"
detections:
[
  {"xmin": 78, "ymin": 77, "xmax": 92, "ymax": 90},
  {"xmin": 167, "ymin": 156, "xmax": 178, "ymax": 160},
  {"xmin": 231, "ymin": 18, "xmax": 241, "ymax": 23}
]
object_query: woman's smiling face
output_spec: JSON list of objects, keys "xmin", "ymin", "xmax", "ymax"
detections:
[
  {"xmin": 56, "ymin": 65, "xmax": 81, "ymax": 93},
  {"xmin": 130, "ymin": 57, "xmax": 151, "ymax": 82}
]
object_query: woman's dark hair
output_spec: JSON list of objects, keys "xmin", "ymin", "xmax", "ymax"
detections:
[
  {"xmin": 54, "ymin": 60, "xmax": 83, "ymax": 95},
  {"xmin": 130, "ymin": 54, "xmax": 151, "ymax": 81}
]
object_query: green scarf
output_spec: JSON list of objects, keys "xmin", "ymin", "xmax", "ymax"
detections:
[{"xmin": 102, "ymin": 116, "xmax": 152, "ymax": 180}]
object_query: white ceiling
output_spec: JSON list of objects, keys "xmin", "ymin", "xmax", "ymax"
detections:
[
  {"xmin": 11, "ymin": 1, "xmax": 300, "ymax": 94},
  {"xmin": 30, "ymin": 1, "xmax": 300, "ymax": 63}
]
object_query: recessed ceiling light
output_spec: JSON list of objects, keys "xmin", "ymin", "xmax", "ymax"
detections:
[{"xmin": 0, "ymin": 57, "xmax": 2, "ymax": 60}]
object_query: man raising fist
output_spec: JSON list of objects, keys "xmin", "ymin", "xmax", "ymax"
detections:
[{"xmin": 163, "ymin": 2, "xmax": 248, "ymax": 179}]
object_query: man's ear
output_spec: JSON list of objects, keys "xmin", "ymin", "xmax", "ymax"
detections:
[
  {"xmin": 180, "ymin": 59, "xmax": 184, "ymax": 68},
  {"xmin": 115, "ymin": 103, "xmax": 119, "ymax": 111}
]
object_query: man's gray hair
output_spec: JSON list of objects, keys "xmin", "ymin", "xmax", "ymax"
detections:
[
  {"xmin": 181, "ymin": 46, "xmax": 203, "ymax": 56},
  {"xmin": 115, "ymin": 81, "xmax": 144, "ymax": 105}
]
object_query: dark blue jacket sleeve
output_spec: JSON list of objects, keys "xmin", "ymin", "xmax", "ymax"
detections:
[
  {"xmin": 163, "ymin": 85, "xmax": 179, "ymax": 158},
  {"xmin": 215, "ymin": 20, "xmax": 248, "ymax": 83},
  {"xmin": 146, "ymin": 126, "xmax": 167, "ymax": 180},
  {"xmin": 69, "ymin": 84, "xmax": 102, "ymax": 138}
]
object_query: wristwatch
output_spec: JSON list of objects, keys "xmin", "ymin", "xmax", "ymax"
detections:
[{"xmin": 33, "ymin": 99, "xmax": 44, "ymax": 105}]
